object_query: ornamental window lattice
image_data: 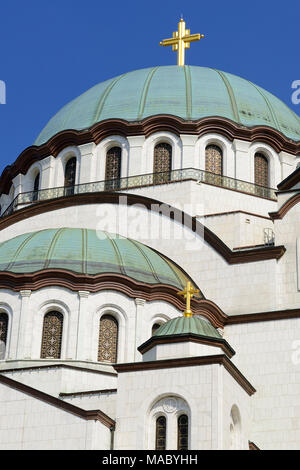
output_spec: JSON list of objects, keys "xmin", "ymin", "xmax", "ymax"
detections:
[
  {"xmin": 0, "ymin": 313, "xmax": 8, "ymax": 359},
  {"xmin": 153, "ymin": 143, "xmax": 172, "ymax": 184},
  {"xmin": 155, "ymin": 416, "xmax": 167, "ymax": 450},
  {"xmin": 254, "ymin": 153, "xmax": 269, "ymax": 187},
  {"xmin": 205, "ymin": 144, "xmax": 223, "ymax": 175},
  {"xmin": 98, "ymin": 315, "xmax": 118, "ymax": 363},
  {"xmin": 105, "ymin": 147, "xmax": 121, "ymax": 190},
  {"xmin": 177, "ymin": 414, "xmax": 189, "ymax": 450},
  {"xmin": 40, "ymin": 311, "xmax": 63, "ymax": 359}
]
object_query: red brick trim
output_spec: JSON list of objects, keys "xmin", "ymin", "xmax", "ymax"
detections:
[
  {"xmin": 202, "ymin": 210, "xmax": 272, "ymax": 221},
  {"xmin": 137, "ymin": 333, "xmax": 235, "ymax": 358},
  {"xmin": 59, "ymin": 389, "xmax": 117, "ymax": 398},
  {"xmin": 277, "ymin": 167, "xmax": 300, "ymax": 191},
  {"xmin": 249, "ymin": 441, "xmax": 260, "ymax": 450},
  {"xmin": 0, "ymin": 192, "xmax": 286, "ymax": 265},
  {"xmin": 225, "ymin": 308, "xmax": 300, "ymax": 325},
  {"xmin": 1, "ymin": 115, "xmax": 300, "ymax": 194},
  {"xmin": 269, "ymin": 192, "xmax": 300, "ymax": 219}
]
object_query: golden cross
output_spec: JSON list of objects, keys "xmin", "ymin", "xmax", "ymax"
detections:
[
  {"xmin": 160, "ymin": 18, "xmax": 204, "ymax": 66},
  {"xmin": 177, "ymin": 281, "xmax": 200, "ymax": 317}
]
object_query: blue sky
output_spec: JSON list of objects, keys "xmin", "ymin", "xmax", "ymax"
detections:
[{"xmin": 0, "ymin": 0, "xmax": 299, "ymax": 174}]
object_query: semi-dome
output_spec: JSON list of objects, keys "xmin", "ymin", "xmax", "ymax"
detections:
[
  {"xmin": 0, "ymin": 228, "xmax": 194, "ymax": 289},
  {"xmin": 35, "ymin": 65, "xmax": 300, "ymax": 145}
]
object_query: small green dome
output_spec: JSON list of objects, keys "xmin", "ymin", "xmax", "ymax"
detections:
[
  {"xmin": 153, "ymin": 315, "xmax": 221, "ymax": 339},
  {"xmin": 0, "ymin": 228, "xmax": 193, "ymax": 289},
  {"xmin": 35, "ymin": 65, "xmax": 300, "ymax": 145}
]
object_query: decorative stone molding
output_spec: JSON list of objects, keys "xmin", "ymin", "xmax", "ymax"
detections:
[
  {"xmin": 1, "ymin": 115, "xmax": 300, "ymax": 194},
  {"xmin": 78, "ymin": 291, "xmax": 90, "ymax": 299},
  {"xmin": 138, "ymin": 333, "xmax": 235, "ymax": 358},
  {"xmin": 19, "ymin": 290, "xmax": 32, "ymax": 298}
]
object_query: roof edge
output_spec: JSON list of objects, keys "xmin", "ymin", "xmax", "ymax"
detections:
[
  {"xmin": 137, "ymin": 333, "xmax": 235, "ymax": 358},
  {"xmin": 1, "ymin": 115, "xmax": 300, "ymax": 195},
  {"xmin": 0, "ymin": 373, "xmax": 115, "ymax": 428}
]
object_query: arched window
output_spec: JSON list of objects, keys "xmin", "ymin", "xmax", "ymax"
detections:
[
  {"xmin": 152, "ymin": 323, "xmax": 162, "ymax": 336},
  {"xmin": 155, "ymin": 416, "xmax": 167, "ymax": 450},
  {"xmin": 40, "ymin": 311, "xmax": 63, "ymax": 359},
  {"xmin": 153, "ymin": 143, "xmax": 172, "ymax": 184},
  {"xmin": 254, "ymin": 153, "xmax": 269, "ymax": 187},
  {"xmin": 0, "ymin": 313, "xmax": 8, "ymax": 360},
  {"xmin": 205, "ymin": 144, "xmax": 223, "ymax": 175},
  {"xmin": 98, "ymin": 315, "xmax": 118, "ymax": 363},
  {"xmin": 64, "ymin": 157, "xmax": 77, "ymax": 196},
  {"xmin": 105, "ymin": 147, "xmax": 121, "ymax": 190},
  {"xmin": 32, "ymin": 173, "xmax": 40, "ymax": 202},
  {"xmin": 177, "ymin": 414, "xmax": 189, "ymax": 450}
]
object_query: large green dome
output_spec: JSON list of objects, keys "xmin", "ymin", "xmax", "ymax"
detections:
[
  {"xmin": 35, "ymin": 65, "xmax": 300, "ymax": 145},
  {"xmin": 0, "ymin": 228, "xmax": 193, "ymax": 289}
]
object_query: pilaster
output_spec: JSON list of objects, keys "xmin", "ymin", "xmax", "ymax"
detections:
[
  {"xmin": 40, "ymin": 155, "xmax": 56, "ymax": 189},
  {"xmin": 232, "ymin": 139, "xmax": 251, "ymax": 182},
  {"xmin": 76, "ymin": 290, "xmax": 90, "ymax": 360},
  {"xmin": 134, "ymin": 298, "xmax": 146, "ymax": 360},
  {"xmin": 79, "ymin": 143, "xmax": 96, "ymax": 184},
  {"xmin": 279, "ymin": 151, "xmax": 296, "ymax": 182},
  {"xmin": 11, "ymin": 174, "xmax": 23, "ymax": 198},
  {"xmin": 127, "ymin": 136, "xmax": 145, "ymax": 176},
  {"xmin": 180, "ymin": 135, "xmax": 198, "ymax": 168},
  {"xmin": 16, "ymin": 290, "xmax": 32, "ymax": 359}
]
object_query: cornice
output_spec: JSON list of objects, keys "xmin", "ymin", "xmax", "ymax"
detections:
[
  {"xmin": 1, "ymin": 115, "xmax": 300, "ymax": 194},
  {"xmin": 0, "ymin": 373, "xmax": 115, "ymax": 428},
  {"xmin": 113, "ymin": 354, "xmax": 256, "ymax": 396},
  {"xmin": 248, "ymin": 441, "xmax": 260, "ymax": 450},
  {"xmin": 137, "ymin": 333, "xmax": 235, "ymax": 358},
  {"xmin": 269, "ymin": 192, "xmax": 300, "ymax": 220},
  {"xmin": 59, "ymin": 389, "xmax": 117, "ymax": 398},
  {"xmin": 11, "ymin": 263, "xmax": 297, "ymax": 329},
  {"xmin": 225, "ymin": 308, "xmax": 300, "ymax": 325},
  {"xmin": 277, "ymin": 167, "xmax": 300, "ymax": 191},
  {"xmin": 0, "ymin": 191, "xmax": 286, "ymax": 265},
  {"xmin": 0, "ymin": 270, "xmax": 226, "ymax": 329},
  {"xmin": 0, "ymin": 362, "xmax": 118, "ymax": 377},
  {"xmin": 202, "ymin": 210, "xmax": 272, "ymax": 221}
]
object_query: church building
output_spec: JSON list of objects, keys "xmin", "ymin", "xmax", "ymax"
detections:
[{"xmin": 0, "ymin": 19, "xmax": 300, "ymax": 450}]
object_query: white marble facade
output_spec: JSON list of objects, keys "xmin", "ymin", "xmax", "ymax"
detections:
[{"xmin": 0, "ymin": 125, "xmax": 300, "ymax": 451}]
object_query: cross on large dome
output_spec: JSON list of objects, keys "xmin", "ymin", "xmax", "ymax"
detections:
[{"xmin": 35, "ymin": 65, "xmax": 300, "ymax": 146}]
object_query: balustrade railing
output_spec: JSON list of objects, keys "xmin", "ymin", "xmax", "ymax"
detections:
[{"xmin": 0, "ymin": 168, "xmax": 277, "ymax": 219}]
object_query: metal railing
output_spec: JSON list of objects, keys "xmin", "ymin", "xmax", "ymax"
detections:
[{"xmin": 0, "ymin": 168, "xmax": 277, "ymax": 219}]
